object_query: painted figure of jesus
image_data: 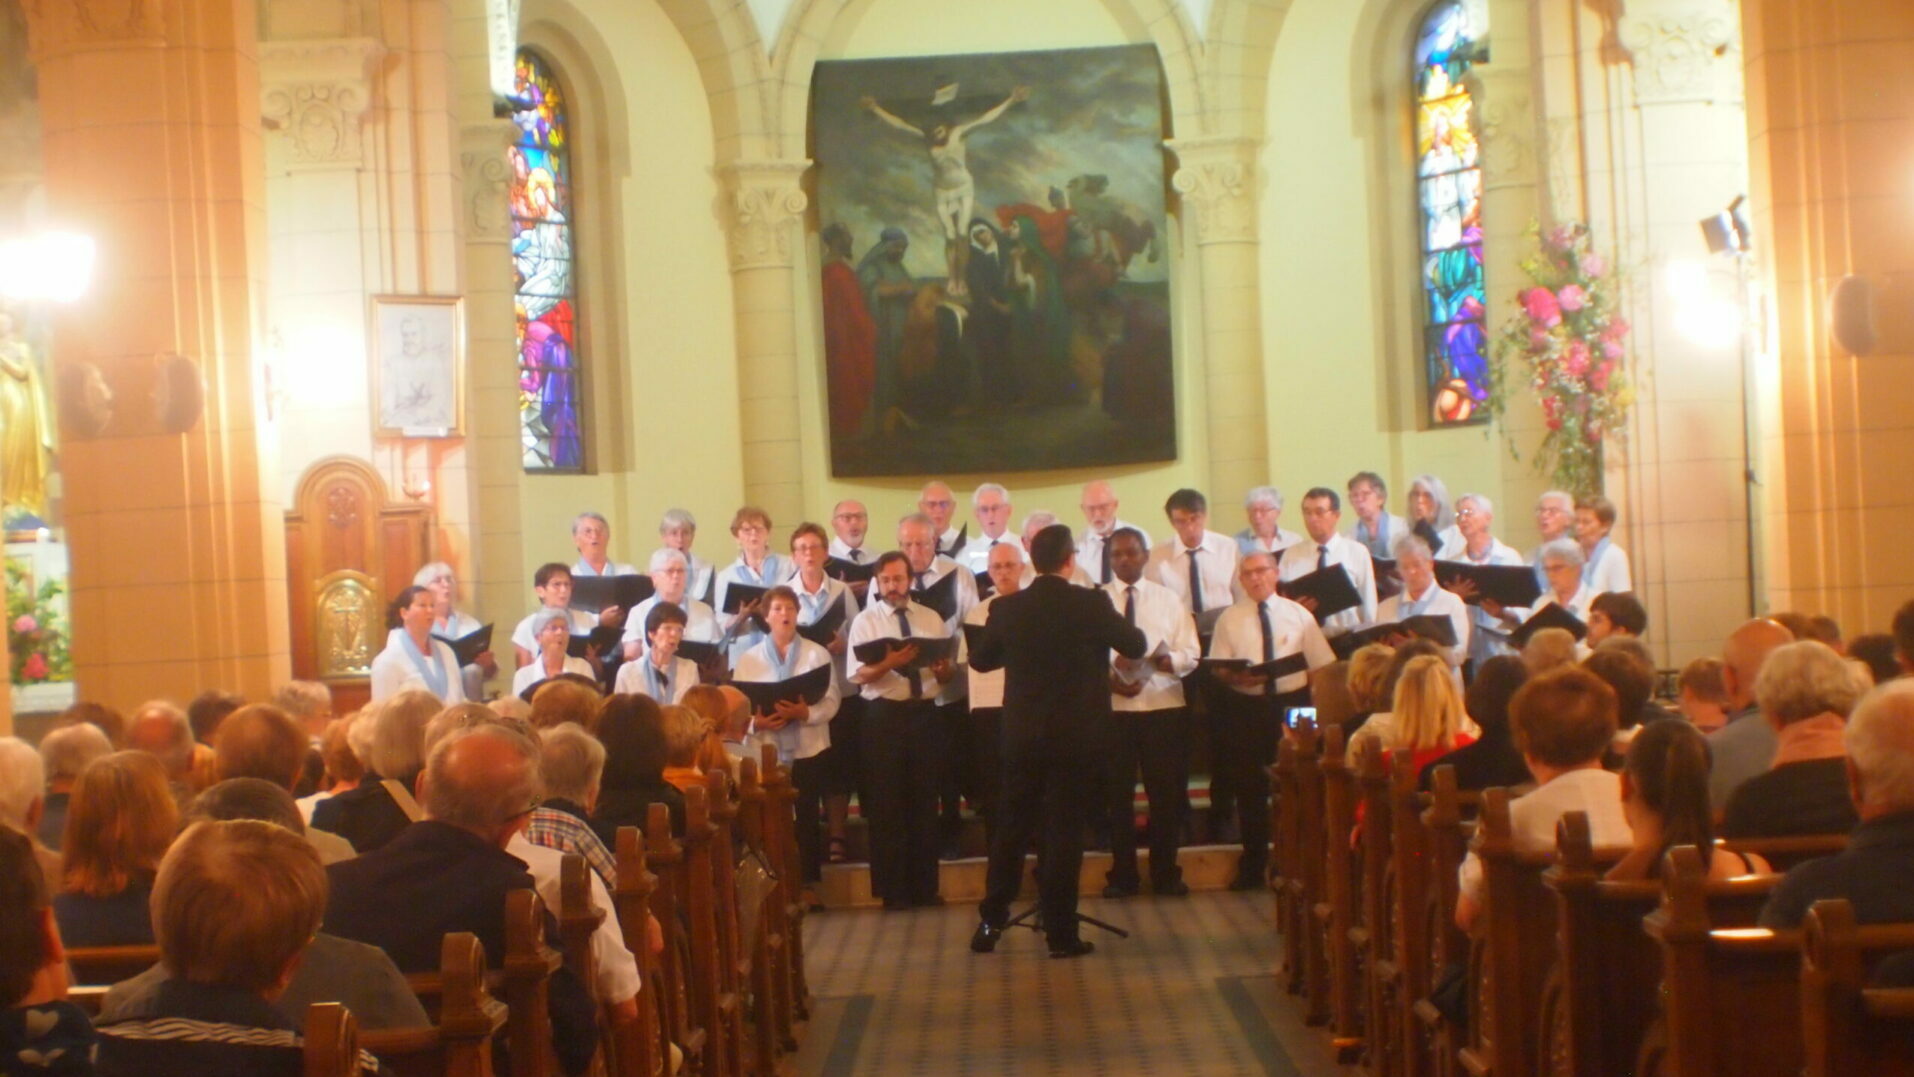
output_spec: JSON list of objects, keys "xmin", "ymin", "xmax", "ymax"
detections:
[{"xmin": 861, "ymin": 85, "xmax": 1031, "ymax": 297}]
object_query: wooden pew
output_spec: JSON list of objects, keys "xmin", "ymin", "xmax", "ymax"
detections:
[
  {"xmin": 1544, "ymin": 814, "xmax": 1776, "ymax": 1077},
  {"xmin": 644, "ymin": 801, "xmax": 708, "ymax": 1076},
  {"xmin": 66, "ymin": 944, "xmax": 160, "ymax": 987},
  {"xmin": 681, "ymin": 782, "xmax": 734, "ymax": 1077},
  {"xmin": 611, "ymin": 826, "xmax": 663, "ymax": 1077},
  {"xmin": 304, "ymin": 1002, "xmax": 361, "ymax": 1077},
  {"xmin": 1376, "ymin": 751, "xmax": 1431, "ymax": 1077},
  {"xmin": 702, "ymin": 770, "xmax": 748, "ymax": 1077},
  {"xmin": 1721, "ymin": 833, "xmax": 1848, "ymax": 872},
  {"xmin": 1314, "ymin": 723, "xmax": 1363, "ymax": 1050},
  {"xmin": 1291, "ymin": 720, "xmax": 1332, "ymax": 1025},
  {"xmin": 1802, "ymin": 899, "xmax": 1914, "ymax": 1077},
  {"xmin": 501, "ymin": 886, "xmax": 562, "ymax": 1077},
  {"xmin": 1408, "ymin": 765, "xmax": 1475, "ymax": 1077},
  {"xmin": 758, "ymin": 744, "xmax": 810, "ymax": 1038},
  {"xmin": 362, "ymin": 932, "xmax": 506, "ymax": 1077},
  {"xmin": 1271, "ymin": 735, "xmax": 1307, "ymax": 996},
  {"xmin": 1351, "ymin": 740, "xmax": 1397, "ymax": 1077},
  {"xmin": 736, "ymin": 757, "xmax": 783, "ymax": 1074}
]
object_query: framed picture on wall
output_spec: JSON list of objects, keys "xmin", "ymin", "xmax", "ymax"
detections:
[{"xmin": 369, "ymin": 294, "xmax": 464, "ymax": 437}]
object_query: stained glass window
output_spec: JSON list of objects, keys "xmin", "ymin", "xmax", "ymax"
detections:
[
  {"xmin": 1416, "ymin": 3, "xmax": 1488, "ymax": 425},
  {"xmin": 509, "ymin": 49, "xmax": 585, "ymax": 471}
]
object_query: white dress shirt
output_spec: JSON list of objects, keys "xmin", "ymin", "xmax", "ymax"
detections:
[
  {"xmin": 962, "ymin": 596, "xmax": 1009, "ymax": 709},
  {"xmin": 1437, "ymin": 538, "xmax": 1526, "ymax": 664},
  {"xmin": 1457, "ymin": 768, "xmax": 1629, "ymax": 906},
  {"xmin": 1207, "ymin": 595, "xmax": 1336, "ymax": 697},
  {"xmin": 510, "ymin": 607, "xmax": 598, "ymax": 653},
  {"xmin": 684, "ymin": 552, "xmax": 716, "ymax": 606},
  {"xmin": 937, "ymin": 524, "xmax": 968, "ymax": 559},
  {"xmin": 956, "ymin": 531, "xmax": 1019, "ymax": 575},
  {"xmin": 1582, "ymin": 537, "xmax": 1633, "ymax": 597},
  {"xmin": 507, "ymin": 833, "xmax": 640, "ymax": 1003},
  {"xmin": 828, "ymin": 537, "xmax": 872, "ymax": 564},
  {"xmin": 1534, "ymin": 584, "xmax": 1596, "ymax": 626},
  {"xmin": 619, "ymin": 595, "xmax": 722, "ymax": 651},
  {"xmin": 1351, "ymin": 512, "xmax": 1411, "ymax": 562},
  {"xmin": 1077, "ymin": 520, "xmax": 1153, "ymax": 585},
  {"xmin": 612, "ymin": 653, "xmax": 700, "ymax": 702},
  {"xmin": 1235, "ymin": 526, "xmax": 1304, "ymax": 559},
  {"xmin": 430, "ymin": 610, "xmax": 484, "ymax": 640},
  {"xmin": 732, "ymin": 635, "xmax": 840, "ymax": 763},
  {"xmin": 1103, "ymin": 578, "xmax": 1200, "ymax": 712},
  {"xmin": 1278, "ymin": 533, "xmax": 1379, "ymax": 637},
  {"xmin": 1376, "ymin": 580, "xmax": 1472, "ymax": 667},
  {"xmin": 571, "ymin": 559, "xmax": 639, "ymax": 578},
  {"xmin": 1148, "ymin": 530, "xmax": 1241, "ymax": 617},
  {"xmin": 369, "ymin": 633, "xmax": 468, "ymax": 704},
  {"xmin": 847, "ymin": 598, "xmax": 950, "ymax": 702},
  {"xmin": 909, "ymin": 557, "xmax": 979, "ymax": 705},
  {"xmin": 512, "ymin": 655, "xmax": 593, "ymax": 696},
  {"xmin": 790, "ymin": 572, "xmax": 859, "ymax": 692},
  {"xmin": 713, "ymin": 555, "xmax": 791, "ymax": 626}
]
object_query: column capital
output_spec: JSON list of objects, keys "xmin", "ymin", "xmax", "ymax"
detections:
[
  {"xmin": 1464, "ymin": 67, "xmax": 1537, "ymax": 188},
  {"xmin": 260, "ymin": 38, "xmax": 385, "ymax": 168},
  {"xmin": 721, "ymin": 159, "xmax": 812, "ymax": 271},
  {"xmin": 460, "ymin": 120, "xmax": 518, "ymax": 245},
  {"xmin": 19, "ymin": 0, "xmax": 166, "ymax": 63},
  {"xmin": 1615, "ymin": 0, "xmax": 1737, "ymax": 105},
  {"xmin": 1167, "ymin": 136, "xmax": 1261, "ymax": 245}
]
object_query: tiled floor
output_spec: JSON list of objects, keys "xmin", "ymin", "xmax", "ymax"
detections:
[{"xmin": 793, "ymin": 891, "xmax": 1346, "ymax": 1076}]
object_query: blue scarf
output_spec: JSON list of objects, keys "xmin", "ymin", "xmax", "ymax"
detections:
[{"xmin": 402, "ymin": 631, "xmax": 449, "ymax": 698}]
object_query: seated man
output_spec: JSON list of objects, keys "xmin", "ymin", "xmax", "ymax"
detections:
[
  {"xmin": 1759, "ymin": 680, "xmax": 1914, "ymax": 928},
  {"xmin": 323, "ymin": 723, "xmax": 600, "ymax": 1075},
  {"xmin": 1721, "ymin": 641, "xmax": 1864, "ymax": 839},
  {"xmin": 1585, "ymin": 591, "xmax": 1647, "ymax": 649},
  {"xmin": 95, "ymin": 819, "xmax": 370, "ymax": 1075},
  {"xmin": 1677, "ymin": 657, "xmax": 1732, "ymax": 732},
  {"xmin": 1454, "ymin": 667, "xmax": 1630, "ymax": 931},
  {"xmin": 0, "ymin": 825, "xmax": 95, "ymax": 1075},
  {"xmin": 214, "ymin": 703, "xmax": 357, "ymax": 863}
]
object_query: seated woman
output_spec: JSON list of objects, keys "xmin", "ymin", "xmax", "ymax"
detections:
[
  {"xmin": 95, "ymin": 819, "xmax": 363, "ymax": 1076},
  {"xmin": 1720, "ymin": 640, "xmax": 1865, "ymax": 839},
  {"xmin": 1339, "ymin": 643, "xmax": 1395, "ymax": 739},
  {"xmin": 1521, "ymin": 626, "xmax": 1580, "ymax": 676},
  {"xmin": 1421, "ymin": 655, "xmax": 1532, "ymax": 791},
  {"xmin": 0, "ymin": 825, "xmax": 94, "ymax": 1076},
  {"xmin": 659, "ymin": 704, "xmax": 710, "ymax": 795},
  {"xmin": 55, "ymin": 751, "xmax": 177, "ymax": 946},
  {"xmin": 592, "ymin": 693, "xmax": 687, "ymax": 841},
  {"xmin": 368, "ymin": 585, "xmax": 466, "ymax": 706},
  {"xmin": 308, "ymin": 690, "xmax": 440, "ymax": 854},
  {"xmin": 1607, "ymin": 719, "xmax": 1768, "ymax": 882},
  {"xmin": 1381, "ymin": 655, "xmax": 1476, "ymax": 776},
  {"xmin": 513, "ymin": 608, "xmax": 595, "ymax": 698}
]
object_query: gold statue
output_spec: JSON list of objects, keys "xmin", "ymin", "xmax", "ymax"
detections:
[{"xmin": 0, "ymin": 309, "xmax": 52, "ymax": 522}]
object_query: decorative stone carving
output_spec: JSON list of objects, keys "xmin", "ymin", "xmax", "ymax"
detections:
[
  {"xmin": 260, "ymin": 38, "xmax": 384, "ymax": 167},
  {"xmin": 1466, "ymin": 69, "xmax": 1535, "ymax": 187},
  {"xmin": 461, "ymin": 121, "xmax": 518, "ymax": 244},
  {"xmin": 1617, "ymin": 1, "xmax": 1736, "ymax": 105},
  {"xmin": 486, "ymin": 0, "xmax": 523, "ymax": 103},
  {"xmin": 723, "ymin": 160, "xmax": 811, "ymax": 271},
  {"xmin": 18, "ymin": 0, "xmax": 165, "ymax": 62},
  {"xmin": 1168, "ymin": 136, "xmax": 1260, "ymax": 245}
]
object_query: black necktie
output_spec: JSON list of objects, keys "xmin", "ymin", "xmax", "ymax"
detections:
[
  {"xmin": 1187, "ymin": 548, "xmax": 1204, "ymax": 614},
  {"xmin": 896, "ymin": 607, "xmax": 920, "ymax": 699},
  {"xmin": 1124, "ymin": 585, "xmax": 1136, "ymax": 625},
  {"xmin": 851, "ymin": 548, "xmax": 863, "ymax": 563},
  {"xmin": 1258, "ymin": 601, "xmax": 1277, "ymax": 697},
  {"xmin": 1317, "ymin": 544, "xmax": 1329, "ymax": 572},
  {"xmin": 1100, "ymin": 538, "xmax": 1112, "ymax": 584}
]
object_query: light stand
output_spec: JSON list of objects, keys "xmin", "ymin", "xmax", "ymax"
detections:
[{"xmin": 1701, "ymin": 197, "xmax": 1764, "ymax": 619}]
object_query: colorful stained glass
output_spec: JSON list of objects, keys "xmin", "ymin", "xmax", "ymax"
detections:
[
  {"xmin": 1416, "ymin": 2, "xmax": 1488, "ymax": 426},
  {"xmin": 510, "ymin": 49, "xmax": 585, "ymax": 471}
]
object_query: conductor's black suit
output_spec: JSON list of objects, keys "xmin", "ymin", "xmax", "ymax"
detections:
[{"xmin": 970, "ymin": 572, "xmax": 1147, "ymax": 947}]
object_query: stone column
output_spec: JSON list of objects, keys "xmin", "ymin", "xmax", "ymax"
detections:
[
  {"xmin": 1169, "ymin": 136, "xmax": 1269, "ymax": 502},
  {"xmin": 722, "ymin": 159, "xmax": 810, "ymax": 531},
  {"xmin": 23, "ymin": 0, "xmax": 290, "ymax": 708},
  {"xmin": 1740, "ymin": 0, "xmax": 1914, "ymax": 628}
]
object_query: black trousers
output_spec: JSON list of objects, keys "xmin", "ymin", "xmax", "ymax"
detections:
[
  {"xmin": 980, "ymin": 741, "xmax": 1094, "ymax": 945},
  {"xmin": 935, "ymin": 700, "xmax": 971, "ymax": 843},
  {"xmin": 966, "ymin": 707, "xmax": 1004, "ymax": 851},
  {"xmin": 862, "ymin": 698, "xmax": 942, "ymax": 904},
  {"xmin": 1105, "ymin": 707, "xmax": 1189, "ymax": 890},
  {"xmin": 1215, "ymin": 686, "xmax": 1310, "ymax": 876},
  {"xmin": 825, "ymin": 695, "xmax": 864, "ymax": 799},
  {"xmin": 790, "ymin": 752, "xmax": 828, "ymax": 885}
]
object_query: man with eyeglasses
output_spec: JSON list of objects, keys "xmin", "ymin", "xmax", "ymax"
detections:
[
  {"xmin": 919, "ymin": 480, "xmax": 967, "ymax": 559},
  {"xmin": 829, "ymin": 500, "xmax": 874, "ymax": 603},
  {"xmin": 1076, "ymin": 479, "xmax": 1151, "ymax": 586},
  {"xmin": 957, "ymin": 483, "xmax": 1018, "ymax": 577},
  {"xmin": 1277, "ymin": 487, "xmax": 1378, "ymax": 637},
  {"xmin": 898, "ymin": 512, "xmax": 980, "ymax": 858},
  {"xmin": 1436, "ymin": 492, "xmax": 1525, "ymax": 665}
]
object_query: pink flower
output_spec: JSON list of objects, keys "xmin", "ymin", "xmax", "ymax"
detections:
[
  {"xmin": 22, "ymin": 653, "xmax": 47, "ymax": 681},
  {"xmin": 1581, "ymin": 253, "xmax": 1607, "ymax": 278},
  {"xmin": 1521, "ymin": 287, "xmax": 1562, "ymax": 328},
  {"xmin": 1601, "ymin": 339, "xmax": 1624, "ymax": 361},
  {"xmin": 1529, "ymin": 327, "xmax": 1553, "ymax": 350},
  {"xmin": 1591, "ymin": 360, "xmax": 1614, "ymax": 392},
  {"xmin": 1547, "ymin": 225, "xmax": 1577, "ymax": 252},
  {"xmin": 1604, "ymin": 317, "xmax": 1630, "ymax": 340},
  {"xmin": 1586, "ymin": 420, "xmax": 1605, "ymax": 445},
  {"xmin": 1542, "ymin": 395, "xmax": 1564, "ymax": 431},
  {"xmin": 1558, "ymin": 284, "xmax": 1588, "ymax": 313},
  {"xmin": 11, "ymin": 615, "xmax": 34, "ymax": 635},
  {"xmin": 1564, "ymin": 340, "xmax": 1592, "ymax": 377}
]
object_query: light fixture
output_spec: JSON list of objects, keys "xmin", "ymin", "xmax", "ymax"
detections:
[
  {"xmin": 0, "ymin": 231, "xmax": 96, "ymax": 303},
  {"xmin": 1665, "ymin": 260, "xmax": 1739, "ymax": 348}
]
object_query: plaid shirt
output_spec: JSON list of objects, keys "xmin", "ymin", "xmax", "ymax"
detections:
[{"xmin": 524, "ymin": 799, "xmax": 617, "ymax": 887}]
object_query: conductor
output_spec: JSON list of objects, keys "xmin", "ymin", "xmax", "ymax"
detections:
[{"xmin": 968, "ymin": 523, "xmax": 1147, "ymax": 957}]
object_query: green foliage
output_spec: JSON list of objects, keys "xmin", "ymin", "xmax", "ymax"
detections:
[{"xmin": 6, "ymin": 557, "xmax": 72, "ymax": 685}]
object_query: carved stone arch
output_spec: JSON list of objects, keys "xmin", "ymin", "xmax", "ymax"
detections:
[
  {"xmin": 1201, "ymin": 0, "xmax": 1295, "ymax": 141},
  {"xmin": 768, "ymin": 0, "xmax": 1215, "ymax": 159},
  {"xmin": 648, "ymin": 0, "xmax": 776, "ymax": 158}
]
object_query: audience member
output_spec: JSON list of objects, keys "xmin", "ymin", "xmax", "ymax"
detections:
[
  {"xmin": 1608, "ymin": 720, "xmax": 1766, "ymax": 882},
  {"xmin": 592, "ymin": 693, "xmax": 686, "ymax": 841},
  {"xmin": 186, "ymin": 690, "xmax": 244, "ymax": 746},
  {"xmin": 93, "ymin": 820, "xmax": 347, "ymax": 1075},
  {"xmin": 1454, "ymin": 667, "xmax": 1628, "ymax": 931},
  {"xmin": 1760, "ymin": 680, "xmax": 1914, "ymax": 928},
  {"xmin": 682, "ymin": 684, "xmax": 750, "ymax": 776},
  {"xmin": 1421, "ymin": 656, "xmax": 1531, "ymax": 791},
  {"xmin": 1850, "ymin": 633, "xmax": 1900, "ymax": 687},
  {"xmin": 1344, "ymin": 638, "xmax": 1444, "ymax": 757},
  {"xmin": 323, "ymin": 724, "xmax": 599, "ymax": 1075},
  {"xmin": 55, "ymin": 751, "xmax": 177, "ymax": 946},
  {"xmin": 0, "ymin": 825, "xmax": 94, "ymax": 1075},
  {"xmin": 525, "ymin": 723, "xmax": 617, "ymax": 887},
  {"xmin": 1584, "ymin": 647, "xmax": 1663, "ymax": 746},
  {"xmin": 1586, "ymin": 591, "xmax": 1647, "ymax": 648},
  {"xmin": 215, "ymin": 703, "xmax": 356, "ymax": 864},
  {"xmin": 35, "ymin": 722, "xmax": 111, "ymax": 851},
  {"xmin": 309, "ymin": 690, "xmax": 439, "ymax": 853},
  {"xmin": 1707, "ymin": 618, "xmax": 1797, "ymax": 807},
  {"xmin": 297, "ymin": 712, "xmax": 365, "ymax": 823},
  {"xmin": 100, "ymin": 779, "xmax": 427, "ymax": 1033},
  {"xmin": 529, "ymin": 675, "xmax": 603, "ymax": 732},
  {"xmin": 270, "ymin": 681, "xmax": 334, "ymax": 743},
  {"xmin": 659, "ymin": 704, "xmax": 708, "ymax": 794},
  {"xmin": 1720, "ymin": 641, "xmax": 1865, "ymax": 838},
  {"xmin": 1894, "ymin": 598, "xmax": 1914, "ymax": 675},
  {"xmin": 123, "ymin": 700, "xmax": 196, "ymax": 794},
  {"xmin": 1769, "ymin": 610, "xmax": 1815, "ymax": 640},
  {"xmin": 1803, "ymin": 614, "xmax": 1844, "ymax": 653},
  {"xmin": 1308, "ymin": 661, "xmax": 1356, "ymax": 729},
  {"xmin": 55, "ymin": 701, "xmax": 125, "ymax": 747},
  {"xmin": 1677, "ymin": 657, "xmax": 1731, "ymax": 732},
  {"xmin": 1360, "ymin": 655, "xmax": 1474, "ymax": 775},
  {"xmin": 1341, "ymin": 643, "xmax": 1395, "ymax": 738},
  {"xmin": 0, "ymin": 738, "xmax": 60, "ymax": 888},
  {"xmin": 1521, "ymin": 626, "xmax": 1579, "ymax": 675}
]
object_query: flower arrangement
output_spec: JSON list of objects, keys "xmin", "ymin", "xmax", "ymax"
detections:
[
  {"xmin": 1486, "ymin": 221, "xmax": 1635, "ymax": 497},
  {"xmin": 6, "ymin": 558, "xmax": 72, "ymax": 685}
]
